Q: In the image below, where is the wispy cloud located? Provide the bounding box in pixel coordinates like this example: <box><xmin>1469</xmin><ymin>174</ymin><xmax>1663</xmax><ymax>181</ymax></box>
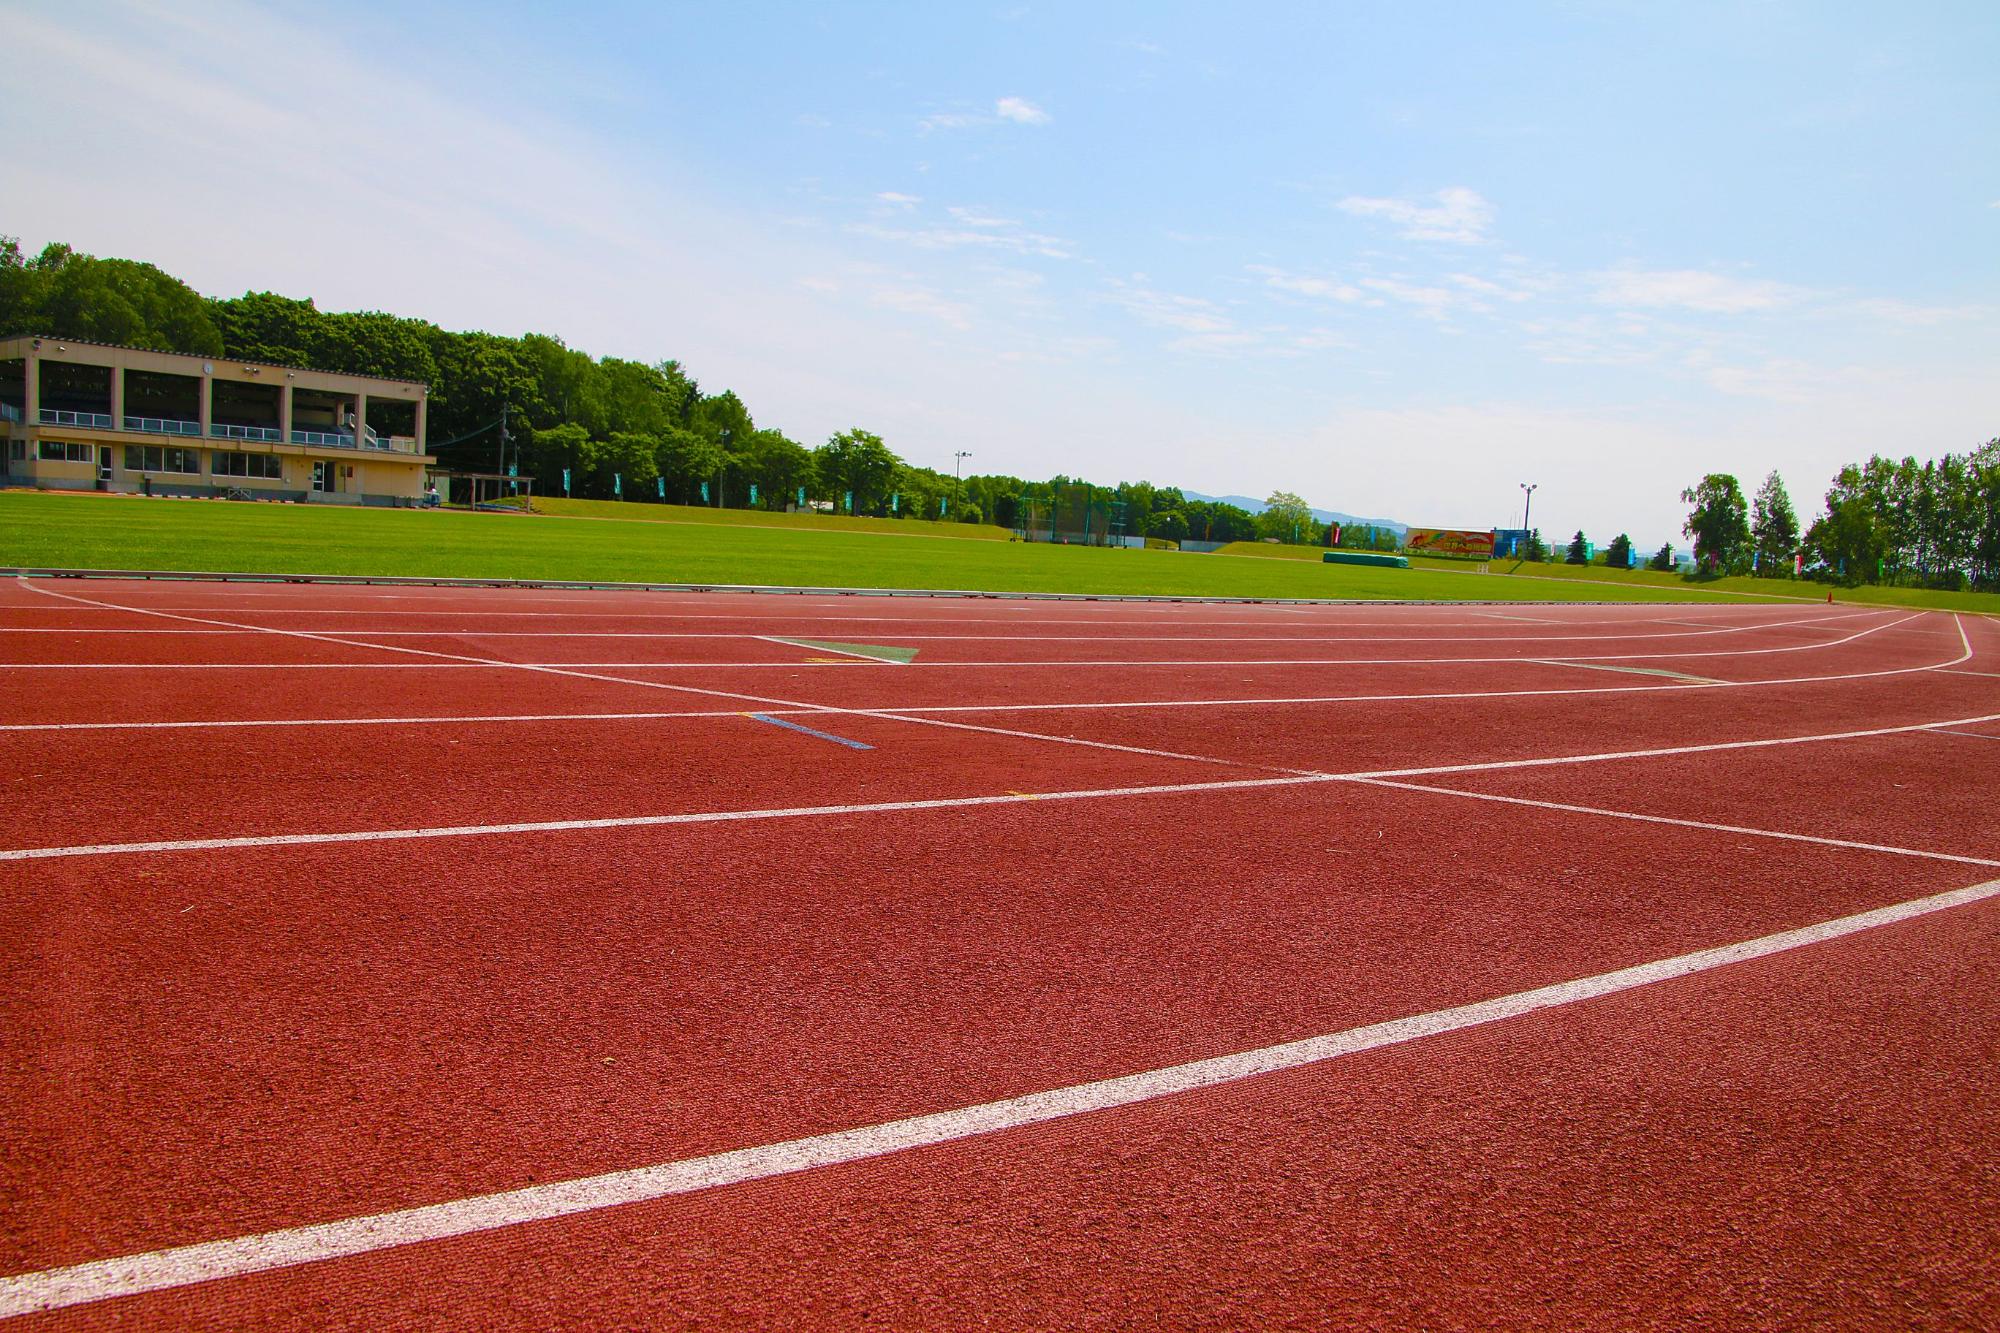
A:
<box><xmin>874</xmin><ymin>191</ymin><xmax>922</xmax><ymax>209</ymax></box>
<box><xmin>921</xmin><ymin>97</ymin><xmax>1051</xmax><ymax>132</ymax></box>
<box><xmin>946</xmin><ymin>206</ymin><xmax>1019</xmax><ymax>228</ymax></box>
<box><xmin>1247</xmin><ymin>264</ymin><xmax>1365</xmax><ymax>303</ymax></box>
<box><xmin>852</xmin><ymin>220</ymin><xmax>1073</xmax><ymax>260</ymax></box>
<box><xmin>1589</xmin><ymin>267</ymin><xmax>1802</xmax><ymax>314</ymax></box>
<box><xmin>1336</xmin><ymin>187</ymin><xmax>1493</xmax><ymax>244</ymax></box>
<box><xmin>995</xmin><ymin>96</ymin><xmax>1050</xmax><ymax>125</ymax></box>
<box><xmin>870</xmin><ymin>286</ymin><xmax>973</xmax><ymax>330</ymax></box>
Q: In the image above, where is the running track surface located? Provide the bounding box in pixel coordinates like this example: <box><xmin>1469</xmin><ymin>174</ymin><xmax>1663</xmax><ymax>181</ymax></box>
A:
<box><xmin>2</xmin><ymin>579</ymin><xmax>1997</xmax><ymax>1330</ymax></box>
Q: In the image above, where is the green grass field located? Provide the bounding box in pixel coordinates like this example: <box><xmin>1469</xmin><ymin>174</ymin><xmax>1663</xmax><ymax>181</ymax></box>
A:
<box><xmin>527</xmin><ymin>495</ymin><xmax>1014</xmax><ymax>541</ymax></box>
<box><xmin>5</xmin><ymin>491</ymin><xmax>1995</xmax><ymax>610</ymax></box>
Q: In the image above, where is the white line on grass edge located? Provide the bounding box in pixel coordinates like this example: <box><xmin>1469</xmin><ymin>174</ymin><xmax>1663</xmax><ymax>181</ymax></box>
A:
<box><xmin>3</xmin><ymin>874</ymin><xmax>1995</xmax><ymax>1317</ymax></box>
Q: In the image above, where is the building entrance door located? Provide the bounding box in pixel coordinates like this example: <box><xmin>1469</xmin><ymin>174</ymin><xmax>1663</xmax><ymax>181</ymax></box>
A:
<box><xmin>97</xmin><ymin>446</ymin><xmax>112</xmax><ymax>490</ymax></box>
<box><xmin>311</xmin><ymin>460</ymin><xmax>330</xmax><ymax>493</ymax></box>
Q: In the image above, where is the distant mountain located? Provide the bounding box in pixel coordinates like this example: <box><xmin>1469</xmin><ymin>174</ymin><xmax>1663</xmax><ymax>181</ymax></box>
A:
<box><xmin>1184</xmin><ymin>491</ymin><xmax>1408</xmax><ymax>534</ymax></box>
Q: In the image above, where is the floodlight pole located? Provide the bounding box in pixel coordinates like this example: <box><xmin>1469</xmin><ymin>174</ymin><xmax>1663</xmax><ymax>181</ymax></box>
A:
<box><xmin>1519</xmin><ymin>482</ymin><xmax>1538</xmax><ymax>537</ymax></box>
<box><xmin>953</xmin><ymin>450</ymin><xmax>971</xmax><ymax>514</ymax></box>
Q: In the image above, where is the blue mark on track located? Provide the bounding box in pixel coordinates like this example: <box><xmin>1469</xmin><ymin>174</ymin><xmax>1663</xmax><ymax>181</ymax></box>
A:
<box><xmin>746</xmin><ymin>713</ymin><xmax>875</xmax><ymax>751</ymax></box>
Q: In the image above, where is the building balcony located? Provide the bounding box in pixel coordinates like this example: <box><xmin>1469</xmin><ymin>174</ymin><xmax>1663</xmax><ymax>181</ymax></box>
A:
<box><xmin>125</xmin><ymin>415</ymin><xmax>204</xmax><ymax>436</ymax></box>
<box><xmin>291</xmin><ymin>427</ymin><xmax>423</xmax><ymax>454</ymax></box>
<box><xmin>210</xmin><ymin>422</ymin><xmax>284</xmax><ymax>443</ymax></box>
<box><xmin>39</xmin><ymin>408</ymin><xmax>114</xmax><ymax>428</ymax></box>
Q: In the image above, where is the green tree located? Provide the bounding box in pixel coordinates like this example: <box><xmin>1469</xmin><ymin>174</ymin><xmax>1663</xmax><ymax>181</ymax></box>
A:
<box><xmin>1149</xmin><ymin>510</ymin><xmax>1189</xmax><ymax>543</ymax></box>
<box><xmin>1681</xmin><ymin>473</ymin><xmax>1751</xmax><ymax>572</ymax></box>
<box><xmin>1605</xmin><ymin>533</ymin><xmax>1633</xmax><ymax>569</ymax></box>
<box><xmin>813</xmin><ymin>428</ymin><xmax>898</xmax><ymax>512</ymax></box>
<box><xmin>1649</xmin><ymin>543</ymin><xmax>1676</xmax><ymax>572</ymax></box>
<box><xmin>1750</xmin><ymin>470</ymin><xmax>1800</xmax><ymax>576</ymax></box>
<box><xmin>1565</xmin><ymin>530</ymin><xmax>1589</xmax><ymax>564</ymax></box>
<box><xmin>1523</xmin><ymin>529</ymin><xmax>1549</xmax><ymax>562</ymax></box>
<box><xmin>1256</xmin><ymin>490</ymin><xmax>1315</xmax><ymax>544</ymax></box>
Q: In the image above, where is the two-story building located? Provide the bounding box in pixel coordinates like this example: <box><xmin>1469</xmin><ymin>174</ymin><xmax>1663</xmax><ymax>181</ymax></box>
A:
<box><xmin>0</xmin><ymin>336</ymin><xmax>434</xmax><ymax>504</ymax></box>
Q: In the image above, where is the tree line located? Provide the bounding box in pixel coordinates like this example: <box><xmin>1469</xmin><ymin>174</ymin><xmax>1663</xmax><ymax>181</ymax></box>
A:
<box><xmin>0</xmin><ymin>235</ymin><xmax>1292</xmax><ymax>535</ymax></box>
<box><xmin>8</xmin><ymin>235</ymin><xmax>1989</xmax><ymax>576</ymax></box>
<box><xmin>1677</xmin><ymin>450</ymin><xmax>2000</xmax><ymax>589</ymax></box>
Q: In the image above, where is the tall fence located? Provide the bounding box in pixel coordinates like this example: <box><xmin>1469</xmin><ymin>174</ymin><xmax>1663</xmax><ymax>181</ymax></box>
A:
<box><xmin>1019</xmin><ymin>484</ymin><xmax>1116</xmax><ymax>546</ymax></box>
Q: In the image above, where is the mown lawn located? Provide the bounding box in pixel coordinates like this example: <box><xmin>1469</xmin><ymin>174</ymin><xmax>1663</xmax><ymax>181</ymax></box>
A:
<box><xmin>0</xmin><ymin>490</ymin><xmax>1968</xmax><ymax>606</ymax></box>
<box><xmin>528</xmin><ymin>495</ymin><xmax>1013</xmax><ymax>541</ymax></box>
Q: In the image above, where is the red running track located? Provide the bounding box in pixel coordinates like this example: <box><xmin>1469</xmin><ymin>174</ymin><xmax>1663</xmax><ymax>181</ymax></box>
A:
<box><xmin>1</xmin><ymin>578</ymin><xmax>1997</xmax><ymax>1329</ymax></box>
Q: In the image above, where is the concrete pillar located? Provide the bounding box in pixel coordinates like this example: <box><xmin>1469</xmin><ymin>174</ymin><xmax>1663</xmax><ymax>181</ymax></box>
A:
<box><xmin>414</xmin><ymin>394</ymin><xmax>427</xmax><ymax>454</ymax></box>
<box><xmin>110</xmin><ymin>365</ymin><xmax>126</xmax><ymax>428</ymax></box>
<box><xmin>23</xmin><ymin>349</ymin><xmax>39</xmax><ymax>422</ymax></box>
<box><xmin>354</xmin><ymin>392</ymin><xmax>369</xmax><ymax>446</ymax></box>
<box><xmin>199</xmin><ymin>366</ymin><xmax>212</xmax><ymax>438</ymax></box>
<box><xmin>280</xmin><ymin>381</ymin><xmax>294</xmax><ymax>443</ymax></box>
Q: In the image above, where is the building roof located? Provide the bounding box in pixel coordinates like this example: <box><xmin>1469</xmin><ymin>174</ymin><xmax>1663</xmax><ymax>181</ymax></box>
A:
<box><xmin>0</xmin><ymin>333</ymin><xmax>430</xmax><ymax>389</ymax></box>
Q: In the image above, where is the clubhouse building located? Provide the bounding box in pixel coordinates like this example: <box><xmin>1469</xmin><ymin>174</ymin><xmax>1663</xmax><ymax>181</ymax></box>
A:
<box><xmin>0</xmin><ymin>336</ymin><xmax>433</xmax><ymax>504</ymax></box>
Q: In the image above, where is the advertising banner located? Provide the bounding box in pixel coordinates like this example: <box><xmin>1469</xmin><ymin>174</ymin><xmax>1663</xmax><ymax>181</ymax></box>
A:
<box><xmin>1405</xmin><ymin>528</ymin><xmax>1496</xmax><ymax>558</ymax></box>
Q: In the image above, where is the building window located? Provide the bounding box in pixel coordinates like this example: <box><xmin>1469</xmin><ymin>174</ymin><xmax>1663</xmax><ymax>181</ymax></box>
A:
<box><xmin>124</xmin><ymin>445</ymin><xmax>163</xmax><ymax>472</ymax></box>
<box><xmin>163</xmin><ymin>447</ymin><xmax>201</xmax><ymax>474</ymax></box>
<box><xmin>7</xmin><ymin>441</ymin><xmax>24</xmax><ymax>461</ymax></box>
<box><xmin>213</xmin><ymin>451</ymin><xmax>283</xmax><ymax>479</ymax></box>
<box><xmin>41</xmin><ymin>440</ymin><xmax>92</xmax><ymax>462</ymax></box>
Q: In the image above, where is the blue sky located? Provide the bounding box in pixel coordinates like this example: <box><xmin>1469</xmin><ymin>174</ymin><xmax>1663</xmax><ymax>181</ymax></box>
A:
<box><xmin>6</xmin><ymin>1</ymin><xmax>1996</xmax><ymax>545</ymax></box>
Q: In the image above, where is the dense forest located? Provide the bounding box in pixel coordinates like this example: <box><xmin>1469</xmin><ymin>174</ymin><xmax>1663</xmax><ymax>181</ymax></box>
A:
<box><xmin>4</xmin><ymin>236</ymin><xmax>1993</xmax><ymax>584</ymax></box>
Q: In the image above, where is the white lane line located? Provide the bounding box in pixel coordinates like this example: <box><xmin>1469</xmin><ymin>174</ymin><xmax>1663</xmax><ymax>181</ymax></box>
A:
<box><xmin>5</xmin><ymin>874</ymin><xmax>1995</xmax><ymax>1317</ymax></box>
<box><xmin>10</xmin><ymin>708</ymin><xmax>1999</xmax><ymax>862</ymax></box>
<box><xmin>1344</xmin><ymin>779</ymin><xmax>2000</xmax><ymax>868</ymax></box>
<box><xmin>0</xmin><ymin>626</ymin><xmax>1973</xmax><ymax>735</ymax></box>
<box><xmin>12</xmin><ymin>584</ymin><xmax>1288</xmax><ymax>779</ymax></box>
<box><xmin>1927</xmin><ymin>727</ymin><xmax>2000</xmax><ymax>743</ymax></box>
<box><xmin>1528</xmin><ymin>659</ymin><xmax>1721</xmax><ymax>685</ymax></box>
<box><xmin>1941</xmin><ymin>668</ymin><xmax>2000</xmax><ymax>680</ymax></box>
<box><xmin>0</xmin><ymin>609</ymin><xmax>1927</xmax><ymax>671</ymax></box>
<box><xmin>752</xmin><ymin>635</ymin><xmax>904</xmax><ymax>664</ymax></box>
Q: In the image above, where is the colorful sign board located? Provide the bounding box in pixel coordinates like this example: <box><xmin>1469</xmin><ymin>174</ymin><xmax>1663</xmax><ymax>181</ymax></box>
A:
<box><xmin>1405</xmin><ymin>528</ymin><xmax>1496</xmax><ymax>558</ymax></box>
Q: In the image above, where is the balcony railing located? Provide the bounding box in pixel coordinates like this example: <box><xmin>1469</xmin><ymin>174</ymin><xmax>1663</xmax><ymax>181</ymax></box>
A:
<box><xmin>0</xmin><ymin>403</ymin><xmax>21</xmax><ymax>423</ymax></box>
<box><xmin>291</xmin><ymin>427</ymin><xmax>422</xmax><ymax>454</ymax></box>
<box><xmin>125</xmin><ymin>415</ymin><xmax>203</xmax><ymax>437</ymax></box>
<box><xmin>210</xmin><ymin>422</ymin><xmax>283</xmax><ymax>443</ymax></box>
<box><xmin>40</xmin><ymin>408</ymin><xmax>114</xmax><ymax>429</ymax></box>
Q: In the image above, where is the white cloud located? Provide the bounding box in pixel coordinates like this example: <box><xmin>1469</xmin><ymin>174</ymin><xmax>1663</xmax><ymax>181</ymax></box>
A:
<box><xmin>1104</xmin><ymin>279</ymin><xmax>1235</xmax><ymax>334</ymax></box>
<box><xmin>874</xmin><ymin>191</ymin><xmax>922</xmax><ymax>209</ymax></box>
<box><xmin>1336</xmin><ymin>187</ymin><xmax>1493</xmax><ymax>244</ymax></box>
<box><xmin>852</xmin><ymin>221</ymin><xmax>1073</xmax><ymax>260</ymax></box>
<box><xmin>870</xmin><ymin>286</ymin><xmax>974</xmax><ymax>330</ymax></box>
<box><xmin>1589</xmin><ymin>267</ymin><xmax>1802</xmax><ymax>314</ymax></box>
<box><xmin>1246</xmin><ymin>264</ymin><xmax>1365</xmax><ymax>303</ymax></box>
<box><xmin>995</xmin><ymin>96</ymin><xmax>1050</xmax><ymax>125</ymax></box>
<box><xmin>946</xmin><ymin>206</ymin><xmax>1019</xmax><ymax>228</ymax></box>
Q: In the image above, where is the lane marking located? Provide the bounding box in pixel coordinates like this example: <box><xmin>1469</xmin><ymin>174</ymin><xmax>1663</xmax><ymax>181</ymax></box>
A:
<box><xmin>0</xmin><ymin>631</ymin><xmax>1981</xmax><ymax>736</ymax></box>
<box><xmin>1927</xmin><ymin>727</ymin><xmax>2000</xmax><ymax>744</ymax></box>
<box><xmin>0</xmin><ymin>610</ymin><xmax>1925</xmax><ymax>671</ymax></box>
<box><xmin>1344</xmin><ymin>778</ymin><xmax>2000</xmax><ymax>868</ymax></box>
<box><xmin>756</xmin><ymin>636</ymin><xmax>917</xmax><ymax>664</ymax></box>
<box><xmin>1941</xmin><ymin>668</ymin><xmax>2000</xmax><ymax>680</ymax></box>
<box><xmin>745</xmin><ymin>713</ymin><xmax>874</xmax><ymax>750</ymax></box>
<box><xmin>9</xmin><ymin>708</ymin><xmax>1999</xmax><ymax>863</ymax></box>
<box><xmin>13</xmin><ymin>582</ymin><xmax>1282</xmax><ymax>782</ymax></box>
<box><xmin>1529</xmin><ymin>659</ymin><xmax>1721</xmax><ymax>685</ymax></box>
<box><xmin>5</xmin><ymin>874</ymin><xmax>1995</xmax><ymax>1316</ymax></box>
<box><xmin>0</xmin><ymin>610</ymin><xmax>1877</xmax><ymax>644</ymax></box>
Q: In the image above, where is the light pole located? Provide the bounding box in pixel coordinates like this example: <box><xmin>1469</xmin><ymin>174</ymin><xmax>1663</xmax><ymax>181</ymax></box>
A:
<box><xmin>1519</xmin><ymin>482</ymin><xmax>1538</xmax><ymax>555</ymax></box>
<box><xmin>953</xmin><ymin>450</ymin><xmax>971</xmax><ymax>516</ymax></box>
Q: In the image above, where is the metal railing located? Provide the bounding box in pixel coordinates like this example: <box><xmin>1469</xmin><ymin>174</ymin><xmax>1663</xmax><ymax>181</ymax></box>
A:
<box><xmin>39</xmin><ymin>408</ymin><xmax>114</xmax><ymax>428</ymax></box>
<box><xmin>291</xmin><ymin>428</ymin><xmax>421</xmax><ymax>454</ymax></box>
<box><xmin>0</xmin><ymin>403</ymin><xmax>20</xmax><ymax>423</ymax></box>
<box><xmin>124</xmin><ymin>415</ymin><xmax>203</xmax><ymax>437</ymax></box>
<box><xmin>210</xmin><ymin>422</ymin><xmax>283</xmax><ymax>442</ymax></box>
